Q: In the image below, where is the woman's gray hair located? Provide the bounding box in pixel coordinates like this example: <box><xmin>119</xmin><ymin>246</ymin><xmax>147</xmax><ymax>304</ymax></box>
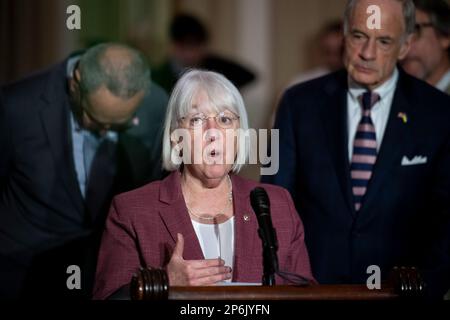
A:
<box><xmin>79</xmin><ymin>43</ymin><xmax>150</xmax><ymax>99</ymax></box>
<box><xmin>343</xmin><ymin>0</ymin><xmax>416</xmax><ymax>38</ymax></box>
<box><xmin>162</xmin><ymin>69</ymin><xmax>249</xmax><ymax>173</ymax></box>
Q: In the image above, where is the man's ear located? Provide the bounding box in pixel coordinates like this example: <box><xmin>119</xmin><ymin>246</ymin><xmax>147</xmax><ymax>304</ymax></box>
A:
<box><xmin>439</xmin><ymin>34</ymin><xmax>450</xmax><ymax>51</ymax></box>
<box><xmin>74</xmin><ymin>68</ymin><xmax>81</xmax><ymax>83</ymax></box>
<box><xmin>398</xmin><ymin>34</ymin><xmax>413</xmax><ymax>60</ymax></box>
<box><xmin>68</xmin><ymin>77</ymin><xmax>77</xmax><ymax>96</ymax></box>
<box><xmin>69</xmin><ymin>68</ymin><xmax>81</xmax><ymax>95</ymax></box>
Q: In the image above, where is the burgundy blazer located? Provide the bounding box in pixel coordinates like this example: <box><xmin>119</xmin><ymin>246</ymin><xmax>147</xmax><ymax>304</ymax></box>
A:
<box><xmin>93</xmin><ymin>171</ymin><xmax>315</xmax><ymax>299</ymax></box>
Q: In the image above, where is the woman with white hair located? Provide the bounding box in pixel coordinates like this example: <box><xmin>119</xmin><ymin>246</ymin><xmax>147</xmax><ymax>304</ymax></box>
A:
<box><xmin>93</xmin><ymin>70</ymin><xmax>315</xmax><ymax>300</ymax></box>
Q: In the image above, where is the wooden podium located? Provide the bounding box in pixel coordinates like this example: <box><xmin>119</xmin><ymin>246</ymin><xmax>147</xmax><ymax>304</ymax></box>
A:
<box><xmin>109</xmin><ymin>266</ymin><xmax>425</xmax><ymax>301</ymax></box>
<box><xmin>167</xmin><ymin>284</ymin><xmax>397</xmax><ymax>300</ymax></box>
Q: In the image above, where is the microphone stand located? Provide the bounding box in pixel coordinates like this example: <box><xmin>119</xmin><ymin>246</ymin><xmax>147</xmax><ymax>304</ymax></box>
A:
<box><xmin>259</xmin><ymin>229</ymin><xmax>279</xmax><ymax>286</ymax></box>
<box><xmin>251</xmin><ymin>187</ymin><xmax>280</xmax><ymax>287</ymax></box>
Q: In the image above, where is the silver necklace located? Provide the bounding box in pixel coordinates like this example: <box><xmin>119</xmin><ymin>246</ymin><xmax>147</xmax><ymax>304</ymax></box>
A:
<box><xmin>185</xmin><ymin>175</ymin><xmax>233</xmax><ymax>221</ymax></box>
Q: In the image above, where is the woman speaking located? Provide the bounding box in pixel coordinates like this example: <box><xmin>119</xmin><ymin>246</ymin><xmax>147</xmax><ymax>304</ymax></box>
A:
<box><xmin>93</xmin><ymin>70</ymin><xmax>315</xmax><ymax>299</ymax></box>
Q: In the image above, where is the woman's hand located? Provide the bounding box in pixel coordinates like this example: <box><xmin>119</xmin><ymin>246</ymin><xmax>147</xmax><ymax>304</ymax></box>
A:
<box><xmin>166</xmin><ymin>233</ymin><xmax>232</xmax><ymax>286</ymax></box>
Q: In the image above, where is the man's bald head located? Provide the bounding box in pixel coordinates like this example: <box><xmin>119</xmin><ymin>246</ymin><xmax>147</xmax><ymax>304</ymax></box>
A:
<box><xmin>79</xmin><ymin>43</ymin><xmax>150</xmax><ymax>99</ymax></box>
<box><xmin>72</xmin><ymin>43</ymin><xmax>150</xmax><ymax>134</ymax></box>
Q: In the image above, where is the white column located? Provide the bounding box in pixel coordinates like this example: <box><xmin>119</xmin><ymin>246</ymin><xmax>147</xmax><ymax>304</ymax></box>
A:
<box><xmin>235</xmin><ymin>0</ymin><xmax>273</xmax><ymax>131</ymax></box>
<box><xmin>233</xmin><ymin>0</ymin><xmax>273</xmax><ymax>179</ymax></box>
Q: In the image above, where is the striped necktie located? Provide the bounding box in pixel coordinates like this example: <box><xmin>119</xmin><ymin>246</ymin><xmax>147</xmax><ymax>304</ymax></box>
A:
<box><xmin>350</xmin><ymin>91</ymin><xmax>380</xmax><ymax>212</ymax></box>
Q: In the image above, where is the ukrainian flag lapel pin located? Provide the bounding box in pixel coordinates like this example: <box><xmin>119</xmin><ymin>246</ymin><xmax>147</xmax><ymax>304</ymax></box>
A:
<box><xmin>397</xmin><ymin>112</ymin><xmax>408</xmax><ymax>124</ymax></box>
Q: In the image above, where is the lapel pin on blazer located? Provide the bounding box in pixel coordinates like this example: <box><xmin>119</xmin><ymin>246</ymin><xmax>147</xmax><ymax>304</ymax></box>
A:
<box><xmin>243</xmin><ymin>214</ymin><xmax>250</xmax><ymax>222</ymax></box>
<box><xmin>397</xmin><ymin>112</ymin><xmax>408</xmax><ymax>124</ymax></box>
<box><xmin>132</xmin><ymin>116</ymin><xmax>140</xmax><ymax>126</ymax></box>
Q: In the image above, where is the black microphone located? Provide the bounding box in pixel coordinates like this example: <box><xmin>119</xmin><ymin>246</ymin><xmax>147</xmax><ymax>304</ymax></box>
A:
<box><xmin>250</xmin><ymin>187</ymin><xmax>279</xmax><ymax>285</ymax></box>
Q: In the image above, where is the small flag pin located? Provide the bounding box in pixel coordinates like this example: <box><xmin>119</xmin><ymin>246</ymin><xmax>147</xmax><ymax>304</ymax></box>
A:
<box><xmin>398</xmin><ymin>112</ymin><xmax>408</xmax><ymax>124</ymax></box>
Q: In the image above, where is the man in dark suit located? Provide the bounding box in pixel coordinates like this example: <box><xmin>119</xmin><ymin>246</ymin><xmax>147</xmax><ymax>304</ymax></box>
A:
<box><xmin>263</xmin><ymin>0</ymin><xmax>450</xmax><ymax>298</ymax></box>
<box><xmin>0</xmin><ymin>43</ymin><xmax>168</xmax><ymax>299</ymax></box>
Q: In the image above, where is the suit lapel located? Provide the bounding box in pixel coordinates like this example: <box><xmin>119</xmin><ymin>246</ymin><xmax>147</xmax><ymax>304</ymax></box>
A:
<box><xmin>158</xmin><ymin>171</ymin><xmax>204</xmax><ymax>260</ymax></box>
<box><xmin>320</xmin><ymin>71</ymin><xmax>356</xmax><ymax>217</ymax></box>
<box><xmin>39</xmin><ymin>62</ymin><xmax>84</xmax><ymax>214</ymax></box>
<box><xmin>116</xmin><ymin>133</ymin><xmax>152</xmax><ymax>192</ymax></box>
<box><xmin>231</xmin><ymin>175</ymin><xmax>260</xmax><ymax>281</ymax></box>
<box><xmin>357</xmin><ymin>73</ymin><xmax>412</xmax><ymax>221</ymax></box>
<box><xmin>115</xmin><ymin>135</ymin><xmax>137</xmax><ymax>192</ymax></box>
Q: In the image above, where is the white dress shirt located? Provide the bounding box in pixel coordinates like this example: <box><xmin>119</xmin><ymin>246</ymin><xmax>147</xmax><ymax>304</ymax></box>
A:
<box><xmin>347</xmin><ymin>68</ymin><xmax>399</xmax><ymax>160</ymax></box>
<box><xmin>436</xmin><ymin>69</ymin><xmax>450</xmax><ymax>93</ymax></box>
<box><xmin>191</xmin><ymin>217</ymin><xmax>235</xmax><ymax>282</ymax></box>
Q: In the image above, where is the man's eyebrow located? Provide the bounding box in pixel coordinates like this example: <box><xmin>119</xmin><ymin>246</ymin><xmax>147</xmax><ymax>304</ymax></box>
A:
<box><xmin>377</xmin><ymin>36</ymin><xmax>394</xmax><ymax>41</ymax></box>
<box><xmin>351</xmin><ymin>28</ymin><xmax>395</xmax><ymax>40</ymax></box>
<box><xmin>351</xmin><ymin>28</ymin><xmax>368</xmax><ymax>36</ymax></box>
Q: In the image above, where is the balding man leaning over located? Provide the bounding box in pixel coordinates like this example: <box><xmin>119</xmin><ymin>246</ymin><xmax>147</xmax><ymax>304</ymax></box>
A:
<box><xmin>0</xmin><ymin>43</ymin><xmax>168</xmax><ymax>299</ymax></box>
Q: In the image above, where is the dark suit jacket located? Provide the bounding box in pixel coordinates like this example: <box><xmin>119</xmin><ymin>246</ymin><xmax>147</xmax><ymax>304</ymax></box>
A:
<box><xmin>262</xmin><ymin>69</ymin><xmax>450</xmax><ymax>297</ymax></box>
<box><xmin>0</xmin><ymin>59</ymin><xmax>168</xmax><ymax>298</ymax></box>
<box><xmin>93</xmin><ymin>170</ymin><xmax>315</xmax><ymax>300</ymax></box>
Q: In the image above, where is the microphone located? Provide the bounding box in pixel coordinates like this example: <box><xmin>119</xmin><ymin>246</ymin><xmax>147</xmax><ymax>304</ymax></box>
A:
<box><xmin>250</xmin><ymin>187</ymin><xmax>279</xmax><ymax>285</ymax></box>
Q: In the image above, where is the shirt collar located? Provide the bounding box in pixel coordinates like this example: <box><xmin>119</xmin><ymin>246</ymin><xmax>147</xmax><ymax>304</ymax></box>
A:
<box><xmin>70</xmin><ymin>110</ymin><xmax>82</xmax><ymax>132</ymax></box>
<box><xmin>436</xmin><ymin>69</ymin><xmax>450</xmax><ymax>92</ymax></box>
<box><xmin>348</xmin><ymin>67</ymin><xmax>399</xmax><ymax>106</ymax></box>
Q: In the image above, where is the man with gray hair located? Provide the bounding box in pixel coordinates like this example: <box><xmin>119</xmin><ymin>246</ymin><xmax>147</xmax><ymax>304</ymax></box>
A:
<box><xmin>264</xmin><ymin>0</ymin><xmax>450</xmax><ymax>298</ymax></box>
<box><xmin>0</xmin><ymin>43</ymin><xmax>168</xmax><ymax>298</ymax></box>
<box><xmin>401</xmin><ymin>0</ymin><xmax>450</xmax><ymax>94</ymax></box>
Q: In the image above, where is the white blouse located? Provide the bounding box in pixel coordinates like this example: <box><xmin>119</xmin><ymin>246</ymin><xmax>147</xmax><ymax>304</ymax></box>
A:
<box><xmin>191</xmin><ymin>217</ymin><xmax>235</xmax><ymax>282</ymax></box>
